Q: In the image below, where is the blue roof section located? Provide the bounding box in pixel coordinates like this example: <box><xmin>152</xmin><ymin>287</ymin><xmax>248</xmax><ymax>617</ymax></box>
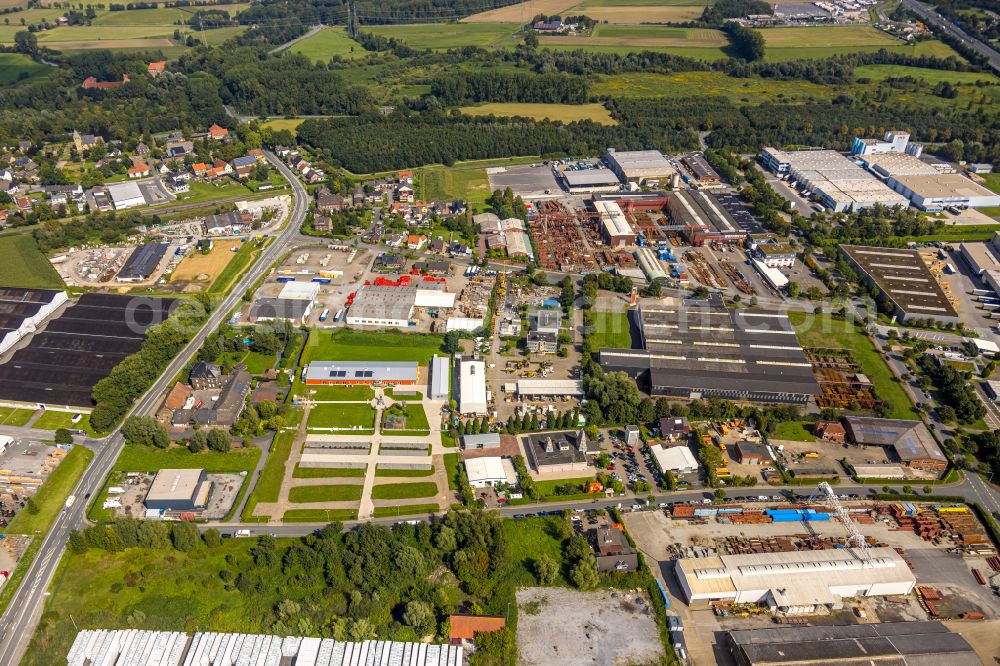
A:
<box><xmin>232</xmin><ymin>156</ymin><xmax>257</xmax><ymax>167</ymax></box>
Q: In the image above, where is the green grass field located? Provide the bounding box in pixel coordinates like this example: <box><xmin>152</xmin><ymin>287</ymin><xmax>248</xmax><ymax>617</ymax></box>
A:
<box><xmin>0</xmin><ymin>53</ymin><xmax>52</xmax><ymax>85</ymax></box>
<box><xmin>4</xmin><ymin>446</ymin><xmax>92</xmax><ymax>535</ymax></box>
<box><xmin>588</xmin><ymin>310</ymin><xmax>632</xmax><ymax>349</ymax></box>
<box><xmin>372</xmin><ymin>503</ymin><xmax>439</xmax><ymax>517</ymax></box>
<box><xmin>306</xmin><ymin>403</ymin><xmax>376</xmax><ymax>431</ymax></box>
<box><xmin>0</xmin><ymin>235</ymin><xmax>64</xmax><ymax>289</ymax></box>
<box><xmin>788</xmin><ymin>312</ymin><xmax>915</xmax><ymax>419</ymax></box>
<box><xmin>501</xmin><ymin>516</ymin><xmax>568</xmax><ymax>586</ymax></box>
<box><xmin>371</xmin><ymin>481</ymin><xmax>439</xmax><ymax>500</ymax></box>
<box><xmin>771</xmin><ymin>421</ymin><xmax>818</xmax><ymax>442</ymax></box>
<box><xmin>367</xmin><ymin>22</ymin><xmax>521</xmax><ymax>50</ymax></box>
<box><xmin>262</xmin><ymin>118</ymin><xmax>306</xmax><ymax>134</ymax></box>
<box><xmin>304</xmin><ymin>328</ymin><xmax>444</xmax><ymax>364</ymax></box>
<box><xmin>294</xmin><ymin>465</ymin><xmax>366</xmax><ymax>478</ymax></box>
<box><xmin>301</xmin><ymin>385</ymin><xmax>374</xmax><ymax>401</ymax></box>
<box><xmin>593</xmin><ymin>71</ymin><xmax>845</xmax><ymax>104</ymax></box>
<box><xmin>242</xmin><ymin>427</ymin><xmax>297</xmax><ymax>521</ymax></box>
<box><xmin>283</xmin><ymin>507</ymin><xmax>358</xmax><ymax>521</ymax></box>
<box><xmin>761</xmin><ymin>28</ymin><xmax>958</xmax><ymax>61</ymax></box>
<box><xmin>288</xmin><ymin>484</ymin><xmax>363</xmax><ymax>503</ymax></box>
<box><xmin>290</xmin><ymin>26</ymin><xmax>371</xmax><ymax>61</ymax></box>
<box><xmin>208</xmin><ymin>239</ymin><xmax>263</xmax><ymax>294</ymax></box>
<box><xmin>113</xmin><ymin>444</ymin><xmax>260</xmax><ymax>473</ymax></box>
<box><xmin>381</xmin><ymin>403</ymin><xmax>430</xmax><ymax>435</ymax></box>
<box><xmin>854</xmin><ymin>64</ymin><xmax>1000</xmax><ymax>85</ymax></box>
<box><xmin>416</xmin><ymin>165</ymin><xmax>491</xmax><ymax>205</ymax></box>
<box><xmin>0</xmin><ymin>406</ymin><xmax>35</xmax><ymax>427</ymax></box>
<box><xmin>31</xmin><ymin>410</ymin><xmax>97</xmax><ymax>437</ymax></box>
<box><xmin>539</xmin><ymin>23</ymin><xmax>728</xmax><ymax>58</ymax></box>
<box><xmin>459</xmin><ymin>102</ymin><xmax>617</xmax><ymax>125</ymax></box>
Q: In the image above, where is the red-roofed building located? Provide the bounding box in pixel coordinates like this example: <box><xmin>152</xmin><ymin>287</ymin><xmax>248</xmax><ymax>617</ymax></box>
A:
<box><xmin>147</xmin><ymin>61</ymin><xmax>166</xmax><ymax>77</ymax></box>
<box><xmin>82</xmin><ymin>74</ymin><xmax>129</xmax><ymax>90</ymax></box>
<box><xmin>448</xmin><ymin>615</ymin><xmax>505</xmax><ymax>645</ymax></box>
<box><xmin>192</xmin><ymin>163</ymin><xmax>209</xmax><ymax>177</ymax></box>
<box><xmin>208</xmin><ymin>124</ymin><xmax>230</xmax><ymax>140</ymax></box>
<box><xmin>128</xmin><ymin>162</ymin><xmax>150</xmax><ymax>178</ymax></box>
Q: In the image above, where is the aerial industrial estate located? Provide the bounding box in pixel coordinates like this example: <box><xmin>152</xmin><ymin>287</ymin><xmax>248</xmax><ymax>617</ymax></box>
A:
<box><xmin>4</xmin><ymin>0</ymin><xmax>1000</xmax><ymax>663</ymax></box>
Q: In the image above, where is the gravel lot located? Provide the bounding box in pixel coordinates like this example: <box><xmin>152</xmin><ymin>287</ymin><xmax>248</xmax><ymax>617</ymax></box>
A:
<box><xmin>516</xmin><ymin>587</ymin><xmax>663</xmax><ymax>666</ymax></box>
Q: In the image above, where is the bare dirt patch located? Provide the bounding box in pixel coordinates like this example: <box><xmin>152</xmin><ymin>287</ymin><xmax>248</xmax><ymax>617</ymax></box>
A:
<box><xmin>170</xmin><ymin>239</ymin><xmax>241</xmax><ymax>287</ymax></box>
<box><xmin>461</xmin><ymin>0</ymin><xmax>582</xmax><ymax>23</ymax></box>
<box><xmin>515</xmin><ymin>587</ymin><xmax>664</xmax><ymax>666</ymax></box>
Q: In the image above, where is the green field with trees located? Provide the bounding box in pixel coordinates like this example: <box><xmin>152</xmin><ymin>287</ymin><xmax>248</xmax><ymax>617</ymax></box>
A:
<box><xmin>0</xmin><ymin>235</ymin><xmax>64</xmax><ymax>289</ymax></box>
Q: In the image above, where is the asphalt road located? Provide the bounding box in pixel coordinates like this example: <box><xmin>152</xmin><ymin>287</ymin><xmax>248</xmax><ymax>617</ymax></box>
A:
<box><xmin>900</xmin><ymin>0</ymin><xmax>1000</xmax><ymax>73</ymax></box>
<box><xmin>0</xmin><ymin>150</ymin><xmax>307</xmax><ymax>665</ymax></box>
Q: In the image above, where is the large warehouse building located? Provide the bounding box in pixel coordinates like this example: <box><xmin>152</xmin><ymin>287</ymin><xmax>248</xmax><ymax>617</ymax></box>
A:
<box><xmin>670</xmin><ymin>190</ymin><xmax>745</xmax><ymax>245</ymax></box>
<box><xmin>0</xmin><ymin>287</ymin><xmax>67</xmax><ymax>355</ymax></box>
<box><xmin>725</xmin><ymin>621</ymin><xmax>980</xmax><ymax>666</ymax></box>
<box><xmin>605</xmin><ymin>148</ymin><xmax>677</xmax><ymax>184</ymax></box>
<box><xmin>345</xmin><ymin>281</ymin><xmax>455</xmax><ymax>328</ymax></box>
<box><xmin>887</xmin><ymin>173</ymin><xmax>1000</xmax><ymax>211</ymax></box>
<box><xmin>598</xmin><ymin>296</ymin><xmax>819</xmax><ymax>404</ymax></box>
<box><xmin>760</xmin><ymin>148</ymin><xmax>908</xmax><ymax>212</ymax></box>
<box><xmin>843</xmin><ymin>416</ymin><xmax>948</xmax><ymax>472</ymax></box>
<box><xmin>106</xmin><ymin>180</ymin><xmax>146</xmax><ymax>209</ymax></box>
<box><xmin>458</xmin><ymin>356</ymin><xmax>487</xmax><ymax>415</ymax></box>
<box><xmin>563</xmin><ymin>168</ymin><xmax>621</xmax><ymax>193</ymax></box>
<box><xmin>675</xmin><ymin>547</ymin><xmax>916</xmax><ymax>614</ymax></box>
<box><xmin>144</xmin><ymin>468</ymin><xmax>209</xmax><ymax>511</ymax></box>
<box><xmin>840</xmin><ymin>245</ymin><xmax>959</xmax><ymax>325</ymax></box>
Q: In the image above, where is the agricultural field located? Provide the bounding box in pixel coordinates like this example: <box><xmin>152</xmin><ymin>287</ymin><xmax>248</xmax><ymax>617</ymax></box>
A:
<box><xmin>539</xmin><ymin>24</ymin><xmax>728</xmax><ymax>58</ymax></box>
<box><xmin>169</xmin><ymin>239</ymin><xmax>241</xmax><ymax>291</ymax></box>
<box><xmin>854</xmin><ymin>64</ymin><xmax>1000</xmax><ymax>85</ymax></box>
<box><xmin>262</xmin><ymin>118</ymin><xmax>307</xmax><ymax>134</ymax></box>
<box><xmin>0</xmin><ymin>234</ymin><xmax>64</xmax><ymax>289</ymax></box>
<box><xmin>581</xmin><ymin>5</ymin><xmax>705</xmax><ymax>23</ymax></box>
<box><xmin>593</xmin><ymin>71</ymin><xmax>845</xmax><ymax>104</ymax></box>
<box><xmin>366</xmin><ymin>22</ymin><xmax>521</xmax><ymax>50</ymax></box>
<box><xmin>461</xmin><ymin>0</ymin><xmax>582</xmax><ymax>23</ymax></box>
<box><xmin>760</xmin><ymin>27</ymin><xmax>956</xmax><ymax>61</ymax></box>
<box><xmin>289</xmin><ymin>26</ymin><xmax>370</xmax><ymax>61</ymax></box>
<box><xmin>458</xmin><ymin>102</ymin><xmax>616</xmax><ymax>125</ymax></box>
<box><xmin>0</xmin><ymin>53</ymin><xmax>53</xmax><ymax>85</ymax></box>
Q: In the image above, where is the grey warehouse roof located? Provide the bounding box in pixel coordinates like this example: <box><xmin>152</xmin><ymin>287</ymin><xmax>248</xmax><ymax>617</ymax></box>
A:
<box><xmin>118</xmin><ymin>242</ymin><xmax>168</xmax><ymax>280</ymax></box>
<box><xmin>840</xmin><ymin>245</ymin><xmax>958</xmax><ymax>320</ymax></box>
<box><xmin>306</xmin><ymin>360</ymin><xmax>418</xmax><ymax>383</ymax></box>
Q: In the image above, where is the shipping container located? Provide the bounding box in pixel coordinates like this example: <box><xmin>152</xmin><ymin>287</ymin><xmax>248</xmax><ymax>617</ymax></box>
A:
<box><xmin>276</xmin><ymin>276</ymin><xmax>295</xmax><ymax>282</ymax></box>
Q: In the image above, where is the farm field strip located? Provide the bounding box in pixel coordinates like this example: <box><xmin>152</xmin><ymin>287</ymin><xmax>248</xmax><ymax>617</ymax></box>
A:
<box><xmin>458</xmin><ymin>102</ymin><xmax>616</xmax><ymax>125</ymax></box>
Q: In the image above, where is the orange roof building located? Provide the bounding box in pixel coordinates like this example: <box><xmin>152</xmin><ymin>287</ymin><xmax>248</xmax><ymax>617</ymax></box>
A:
<box><xmin>448</xmin><ymin>615</ymin><xmax>505</xmax><ymax>644</ymax></box>
<box><xmin>208</xmin><ymin>124</ymin><xmax>229</xmax><ymax>140</ymax></box>
<box><xmin>147</xmin><ymin>61</ymin><xmax>166</xmax><ymax>77</ymax></box>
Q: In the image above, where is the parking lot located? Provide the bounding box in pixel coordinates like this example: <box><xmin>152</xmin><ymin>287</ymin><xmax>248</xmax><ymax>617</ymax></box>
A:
<box><xmin>486</xmin><ymin>164</ymin><xmax>561</xmax><ymax>200</ymax></box>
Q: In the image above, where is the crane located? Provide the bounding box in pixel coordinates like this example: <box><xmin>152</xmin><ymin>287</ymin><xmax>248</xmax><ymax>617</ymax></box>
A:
<box><xmin>818</xmin><ymin>481</ymin><xmax>871</xmax><ymax>560</ymax></box>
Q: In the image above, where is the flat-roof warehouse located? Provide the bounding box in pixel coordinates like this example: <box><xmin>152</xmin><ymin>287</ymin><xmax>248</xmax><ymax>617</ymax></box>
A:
<box><xmin>599</xmin><ymin>297</ymin><xmax>819</xmax><ymax>404</ymax></box>
<box><xmin>304</xmin><ymin>361</ymin><xmax>418</xmax><ymax>386</ymax></box>
<box><xmin>563</xmin><ymin>168</ymin><xmax>621</xmax><ymax>193</ymax></box>
<box><xmin>669</xmin><ymin>190</ymin><xmax>744</xmax><ymax>244</ymax></box>
<box><xmin>726</xmin><ymin>621</ymin><xmax>980</xmax><ymax>666</ymax></box>
<box><xmin>116</xmin><ymin>242</ymin><xmax>168</xmax><ymax>282</ymax></box>
<box><xmin>840</xmin><ymin>245</ymin><xmax>958</xmax><ymax>324</ymax></box>
<box><xmin>605</xmin><ymin>148</ymin><xmax>677</xmax><ymax>184</ymax></box>
<box><xmin>144</xmin><ymin>468</ymin><xmax>209</xmax><ymax>511</ymax></box>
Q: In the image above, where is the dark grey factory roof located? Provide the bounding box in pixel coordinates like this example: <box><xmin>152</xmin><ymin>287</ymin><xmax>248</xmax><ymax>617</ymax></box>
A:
<box><xmin>669</xmin><ymin>190</ymin><xmax>741</xmax><ymax>235</ymax></box>
<box><xmin>599</xmin><ymin>299</ymin><xmax>820</xmax><ymax>400</ymax></box>
<box><xmin>523</xmin><ymin>430</ymin><xmax>596</xmax><ymax>468</ymax></box>
<box><xmin>118</xmin><ymin>242</ymin><xmax>169</xmax><ymax>280</ymax></box>
<box><xmin>682</xmin><ymin>154</ymin><xmax>720</xmax><ymax>181</ymax></box>
<box><xmin>840</xmin><ymin>245</ymin><xmax>958</xmax><ymax>320</ymax></box>
<box><xmin>729</xmin><ymin>621</ymin><xmax>978</xmax><ymax>665</ymax></box>
<box><xmin>249</xmin><ymin>297</ymin><xmax>310</xmax><ymax>321</ymax></box>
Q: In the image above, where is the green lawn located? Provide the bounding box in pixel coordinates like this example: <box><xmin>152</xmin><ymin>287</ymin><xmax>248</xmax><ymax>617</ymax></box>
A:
<box><xmin>762</xmin><ymin>31</ymin><xmax>959</xmax><ymax>61</ymax></box>
<box><xmin>294</xmin><ymin>465</ymin><xmax>366</xmax><ymax>478</ymax></box>
<box><xmin>443</xmin><ymin>452</ymin><xmax>460</xmax><ymax>492</ymax></box>
<box><xmin>304</xmin><ymin>328</ymin><xmax>444</xmax><ymax>364</ymax></box>
<box><xmin>533</xmin><ymin>477</ymin><xmax>594</xmax><ymax>497</ymax></box>
<box><xmin>242</xmin><ymin>427</ymin><xmax>297</xmax><ymax>521</ymax></box>
<box><xmin>289</xmin><ymin>26</ymin><xmax>371</xmax><ymax>61</ymax></box>
<box><xmin>588</xmin><ymin>310</ymin><xmax>632</xmax><ymax>349</ymax></box>
<box><xmin>0</xmin><ymin>235</ymin><xmax>64</xmax><ymax>289</ymax></box>
<box><xmin>416</xmin><ymin>166</ymin><xmax>492</xmax><ymax>206</ymax></box>
<box><xmin>31</xmin><ymin>410</ymin><xmax>94</xmax><ymax>435</ymax></box>
<box><xmin>367</xmin><ymin>22</ymin><xmax>521</xmax><ymax>50</ymax></box>
<box><xmin>0</xmin><ymin>406</ymin><xmax>36</xmax><ymax>427</ymax></box>
<box><xmin>375</xmin><ymin>467</ymin><xmax>435</xmax><ymax>477</ymax></box>
<box><xmin>501</xmin><ymin>516</ymin><xmax>568</xmax><ymax>586</ymax></box>
<box><xmin>283</xmin><ymin>508</ymin><xmax>358</xmax><ymax>521</ymax></box>
<box><xmin>788</xmin><ymin>312</ymin><xmax>915</xmax><ymax>419</ymax></box>
<box><xmin>4</xmin><ymin>446</ymin><xmax>93</xmax><ymax>535</ymax></box>
<box><xmin>301</xmin><ymin>385</ymin><xmax>374</xmax><ymax>401</ymax></box>
<box><xmin>980</xmin><ymin>173</ymin><xmax>1000</xmax><ymax>195</ymax></box>
<box><xmin>372</xmin><ymin>503</ymin><xmax>439</xmax><ymax>517</ymax></box>
<box><xmin>771</xmin><ymin>421</ymin><xmax>817</xmax><ymax>442</ymax></box>
<box><xmin>387</xmin><ymin>389</ymin><xmax>423</xmax><ymax>401</ymax></box>
<box><xmin>113</xmin><ymin>444</ymin><xmax>260</xmax><ymax>472</ymax></box>
<box><xmin>371</xmin><ymin>482</ymin><xmax>439</xmax><ymax>500</ymax></box>
<box><xmin>306</xmin><ymin>403</ymin><xmax>376</xmax><ymax>431</ymax></box>
<box><xmin>288</xmin><ymin>484</ymin><xmax>362</xmax><ymax>502</ymax></box>
<box><xmin>381</xmin><ymin>403</ymin><xmax>430</xmax><ymax>435</ymax></box>
<box><xmin>0</xmin><ymin>53</ymin><xmax>53</xmax><ymax>85</ymax></box>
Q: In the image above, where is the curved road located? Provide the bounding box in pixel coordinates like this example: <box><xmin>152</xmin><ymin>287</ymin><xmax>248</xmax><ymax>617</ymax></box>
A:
<box><xmin>0</xmin><ymin>150</ymin><xmax>308</xmax><ymax>665</ymax></box>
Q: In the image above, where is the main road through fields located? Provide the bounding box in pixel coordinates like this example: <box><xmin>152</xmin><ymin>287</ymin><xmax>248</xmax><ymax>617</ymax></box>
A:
<box><xmin>0</xmin><ymin>150</ymin><xmax>308</xmax><ymax>666</ymax></box>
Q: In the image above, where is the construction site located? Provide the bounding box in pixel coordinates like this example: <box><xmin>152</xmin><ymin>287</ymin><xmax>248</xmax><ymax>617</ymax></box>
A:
<box><xmin>626</xmin><ymin>491</ymin><xmax>1000</xmax><ymax>664</ymax></box>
